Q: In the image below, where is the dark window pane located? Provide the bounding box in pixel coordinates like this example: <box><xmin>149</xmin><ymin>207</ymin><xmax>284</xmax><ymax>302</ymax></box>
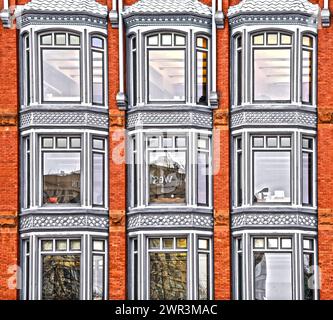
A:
<box><xmin>302</xmin><ymin>152</ymin><xmax>313</xmax><ymax>205</ymax></box>
<box><xmin>253</xmin><ymin>152</ymin><xmax>291</xmax><ymax>203</ymax></box>
<box><xmin>92</xmin><ymin>255</ymin><xmax>104</xmax><ymax>300</ymax></box>
<box><xmin>198</xmin><ymin>253</ymin><xmax>209</xmax><ymax>300</ymax></box>
<box><xmin>132</xmin><ymin>50</ymin><xmax>137</xmax><ymax>106</ymax></box>
<box><xmin>93</xmin><ymin>153</ymin><xmax>104</xmax><ymax>206</ymax></box>
<box><xmin>238</xmin><ymin>252</ymin><xmax>243</xmax><ymax>300</ymax></box>
<box><xmin>43</xmin><ymin>153</ymin><xmax>81</xmax><ymax>205</ymax></box>
<box><xmin>133</xmin><ymin>252</ymin><xmax>138</xmax><ymax>300</ymax></box>
<box><xmin>254</xmin><ymin>252</ymin><xmax>292</xmax><ymax>300</ymax></box>
<box><xmin>303</xmin><ymin>252</ymin><xmax>315</xmax><ymax>300</ymax></box>
<box><xmin>42</xmin><ymin>255</ymin><xmax>80</xmax><ymax>300</ymax></box>
<box><xmin>197</xmin><ymin>51</ymin><xmax>208</xmax><ymax>104</ymax></box>
<box><xmin>42</xmin><ymin>50</ymin><xmax>81</xmax><ymax>102</ymax></box>
<box><xmin>149</xmin><ymin>253</ymin><xmax>187</xmax><ymax>300</ymax></box>
<box><xmin>197</xmin><ymin>152</ymin><xmax>209</xmax><ymax>206</ymax></box>
<box><xmin>92</xmin><ymin>51</ymin><xmax>104</xmax><ymax>104</ymax></box>
<box><xmin>148</xmin><ymin>50</ymin><xmax>185</xmax><ymax>101</ymax></box>
<box><xmin>149</xmin><ymin>151</ymin><xmax>186</xmax><ymax>204</ymax></box>
<box><xmin>302</xmin><ymin>50</ymin><xmax>313</xmax><ymax>104</ymax></box>
<box><xmin>254</xmin><ymin>49</ymin><xmax>291</xmax><ymax>101</ymax></box>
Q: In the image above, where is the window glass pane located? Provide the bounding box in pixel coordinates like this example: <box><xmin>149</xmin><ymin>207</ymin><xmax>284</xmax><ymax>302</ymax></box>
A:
<box><xmin>175</xmin><ymin>35</ymin><xmax>185</xmax><ymax>46</ymax></box>
<box><xmin>70</xmin><ymin>240</ymin><xmax>81</xmax><ymax>251</ymax></box>
<box><xmin>281</xmin><ymin>34</ymin><xmax>292</xmax><ymax>45</ymax></box>
<box><xmin>176</xmin><ymin>137</ymin><xmax>187</xmax><ymax>148</ymax></box>
<box><xmin>55</xmin><ymin>34</ymin><xmax>66</xmax><ymax>45</ymax></box>
<box><xmin>303</xmin><ymin>239</ymin><xmax>314</xmax><ymax>250</ymax></box>
<box><xmin>149</xmin><ymin>238</ymin><xmax>160</xmax><ymax>249</ymax></box>
<box><xmin>132</xmin><ymin>49</ymin><xmax>137</xmax><ymax>106</ymax></box>
<box><xmin>132</xmin><ymin>37</ymin><xmax>137</xmax><ymax>50</ymax></box>
<box><xmin>176</xmin><ymin>238</ymin><xmax>187</xmax><ymax>249</ymax></box>
<box><xmin>254</xmin><ymin>49</ymin><xmax>291</xmax><ymax>101</ymax></box>
<box><xmin>253</xmin><ymin>137</ymin><xmax>264</xmax><ymax>148</ymax></box>
<box><xmin>93</xmin><ymin>240</ymin><xmax>105</xmax><ymax>252</ymax></box>
<box><xmin>148</xmin><ymin>35</ymin><xmax>158</xmax><ymax>46</ymax></box>
<box><xmin>304</xmin><ymin>252</ymin><xmax>315</xmax><ymax>300</ymax></box>
<box><xmin>197</xmin><ymin>37</ymin><xmax>208</xmax><ymax>49</ymax></box>
<box><xmin>254</xmin><ymin>253</ymin><xmax>292</xmax><ymax>300</ymax></box>
<box><xmin>92</xmin><ymin>37</ymin><xmax>103</xmax><ymax>49</ymax></box>
<box><xmin>302</xmin><ymin>138</ymin><xmax>313</xmax><ymax>150</ymax></box>
<box><xmin>93</xmin><ymin>255</ymin><xmax>104</xmax><ymax>300</ymax></box>
<box><xmin>148</xmin><ymin>137</ymin><xmax>159</xmax><ymax>148</ymax></box>
<box><xmin>254</xmin><ymin>238</ymin><xmax>265</xmax><ymax>249</ymax></box>
<box><xmin>148</xmin><ymin>50</ymin><xmax>185</xmax><ymax>101</ymax></box>
<box><xmin>198</xmin><ymin>138</ymin><xmax>208</xmax><ymax>150</ymax></box>
<box><xmin>281</xmin><ymin>238</ymin><xmax>292</xmax><ymax>249</ymax></box>
<box><xmin>56</xmin><ymin>138</ymin><xmax>67</xmax><ymax>149</ymax></box>
<box><xmin>267</xmin><ymin>33</ymin><xmax>278</xmax><ymax>45</ymax></box>
<box><xmin>302</xmin><ymin>152</ymin><xmax>313</xmax><ymax>205</ymax></box>
<box><xmin>41</xmin><ymin>240</ymin><xmax>53</xmax><ymax>251</ymax></box>
<box><xmin>43</xmin><ymin>153</ymin><xmax>80</xmax><ymax>205</ymax></box>
<box><xmin>197</xmin><ymin>51</ymin><xmax>208</xmax><ymax>104</ymax></box>
<box><xmin>199</xmin><ymin>239</ymin><xmax>209</xmax><ymax>250</ymax></box>
<box><xmin>237</xmin><ymin>150</ymin><xmax>242</xmax><ymax>207</ymax></box>
<box><xmin>161</xmin><ymin>34</ymin><xmax>172</xmax><ymax>46</ymax></box>
<box><xmin>93</xmin><ymin>153</ymin><xmax>104</xmax><ymax>206</ymax></box>
<box><xmin>236</xmin><ymin>36</ymin><xmax>242</xmax><ymax>49</ymax></box>
<box><xmin>303</xmin><ymin>36</ymin><xmax>313</xmax><ymax>47</ymax></box>
<box><xmin>280</xmin><ymin>137</ymin><xmax>291</xmax><ymax>148</ymax></box>
<box><xmin>42</xmin><ymin>138</ymin><xmax>53</xmax><ymax>149</ymax></box>
<box><xmin>149</xmin><ymin>151</ymin><xmax>186</xmax><ymax>204</ymax></box>
<box><xmin>150</xmin><ymin>253</ymin><xmax>187</xmax><ymax>300</ymax></box>
<box><xmin>253</xmin><ymin>34</ymin><xmax>264</xmax><ymax>45</ymax></box>
<box><xmin>163</xmin><ymin>238</ymin><xmax>174</xmax><ymax>249</ymax></box>
<box><xmin>267</xmin><ymin>238</ymin><xmax>278</xmax><ymax>249</ymax></box>
<box><xmin>92</xmin><ymin>51</ymin><xmax>104</xmax><ymax>104</ymax></box>
<box><xmin>254</xmin><ymin>151</ymin><xmax>291</xmax><ymax>203</ymax></box>
<box><xmin>42</xmin><ymin>49</ymin><xmax>81</xmax><ymax>102</ymax></box>
<box><xmin>302</xmin><ymin>50</ymin><xmax>313</xmax><ymax>104</ymax></box>
<box><xmin>70</xmin><ymin>138</ymin><xmax>81</xmax><ymax>148</ymax></box>
<box><xmin>69</xmin><ymin>35</ymin><xmax>80</xmax><ymax>46</ymax></box>
<box><xmin>267</xmin><ymin>137</ymin><xmax>278</xmax><ymax>148</ymax></box>
<box><xmin>56</xmin><ymin>240</ymin><xmax>67</xmax><ymax>251</ymax></box>
<box><xmin>162</xmin><ymin>138</ymin><xmax>173</xmax><ymax>148</ymax></box>
<box><xmin>198</xmin><ymin>253</ymin><xmax>209</xmax><ymax>300</ymax></box>
<box><xmin>93</xmin><ymin>139</ymin><xmax>104</xmax><ymax>150</ymax></box>
<box><xmin>42</xmin><ymin>255</ymin><xmax>80</xmax><ymax>300</ymax></box>
<box><xmin>236</xmin><ymin>47</ymin><xmax>242</xmax><ymax>106</ymax></box>
<box><xmin>197</xmin><ymin>152</ymin><xmax>209</xmax><ymax>206</ymax></box>
<box><xmin>41</xmin><ymin>34</ymin><xmax>52</xmax><ymax>45</ymax></box>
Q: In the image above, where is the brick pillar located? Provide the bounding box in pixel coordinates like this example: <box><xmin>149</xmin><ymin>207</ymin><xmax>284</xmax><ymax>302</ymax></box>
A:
<box><xmin>317</xmin><ymin>0</ymin><xmax>333</xmax><ymax>300</ymax></box>
<box><xmin>0</xmin><ymin>19</ymin><xmax>19</xmax><ymax>300</ymax></box>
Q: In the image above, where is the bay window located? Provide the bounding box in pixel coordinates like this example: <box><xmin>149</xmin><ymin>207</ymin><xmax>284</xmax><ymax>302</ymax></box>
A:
<box><xmin>233</xmin><ymin>133</ymin><xmax>316</xmax><ymax>208</ymax></box>
<box><xmin>40</xmin><ymin>32</ymin><xmax>81</xmax><ymax>103</ymax></box>
<box><xmin>129</xmin><ymin>132</ymin><xmax>212</xmax><ymax>208</ymax></box>
<box><xmin>252</xmin><ymin>32</ymin><xmax>292</xmax><ymax>103</ymax></box>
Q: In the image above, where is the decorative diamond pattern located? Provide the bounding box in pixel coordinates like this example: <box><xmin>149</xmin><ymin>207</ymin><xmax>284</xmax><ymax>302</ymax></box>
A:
<box><xmin>228</xmin><ymin>0</ymin><xmax>319</xmax><ymax>17</ymax></box>
<box><xmin>123</xmin><ymin>0</ymin><xmax>212</xmax><ymax>17</ymax></box>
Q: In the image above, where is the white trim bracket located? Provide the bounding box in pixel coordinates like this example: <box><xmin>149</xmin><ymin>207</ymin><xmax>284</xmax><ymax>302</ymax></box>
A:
<box><xmin>321</xmin><ymin>0</ymin><xmax>331</xmax><ymax>28</ymax></box>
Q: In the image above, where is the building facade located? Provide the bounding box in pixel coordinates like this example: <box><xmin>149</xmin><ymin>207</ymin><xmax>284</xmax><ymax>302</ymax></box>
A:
<box><xmin>0</xmin><ymin>0</ymin><xmax>333</xmax><ymax>300</ymax></box>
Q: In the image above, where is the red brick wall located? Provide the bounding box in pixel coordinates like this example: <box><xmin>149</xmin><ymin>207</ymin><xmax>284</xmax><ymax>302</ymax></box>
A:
<box><xmin>0</xmin><ymin>1</ymin><xmax>19</xmax><ymax>300</ymax></box>
<box><xmin>316</xmin><ymin>0</ymin><xmax>333</xmax><ymax>301</ymax></box>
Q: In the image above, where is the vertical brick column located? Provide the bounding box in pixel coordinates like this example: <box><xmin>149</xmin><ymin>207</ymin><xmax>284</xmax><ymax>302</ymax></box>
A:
<box><xmin>213</xmin><ymin>0</ymin><xmax>231</xmax><ymax>299</ymax></box>
<box><xmin>108</xmin><ymin>3</ymin><xmax>127</xmax><ymax>297</ymax></box>
<box><xmin>317</xmin><ymin>0</ymin><xmax>333</xmax><ymax>299</ymax></box>
<box><xmin>0</xmin><ymin>14</ymin><xmax>19</xmax><ymax>300</ymax></box>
